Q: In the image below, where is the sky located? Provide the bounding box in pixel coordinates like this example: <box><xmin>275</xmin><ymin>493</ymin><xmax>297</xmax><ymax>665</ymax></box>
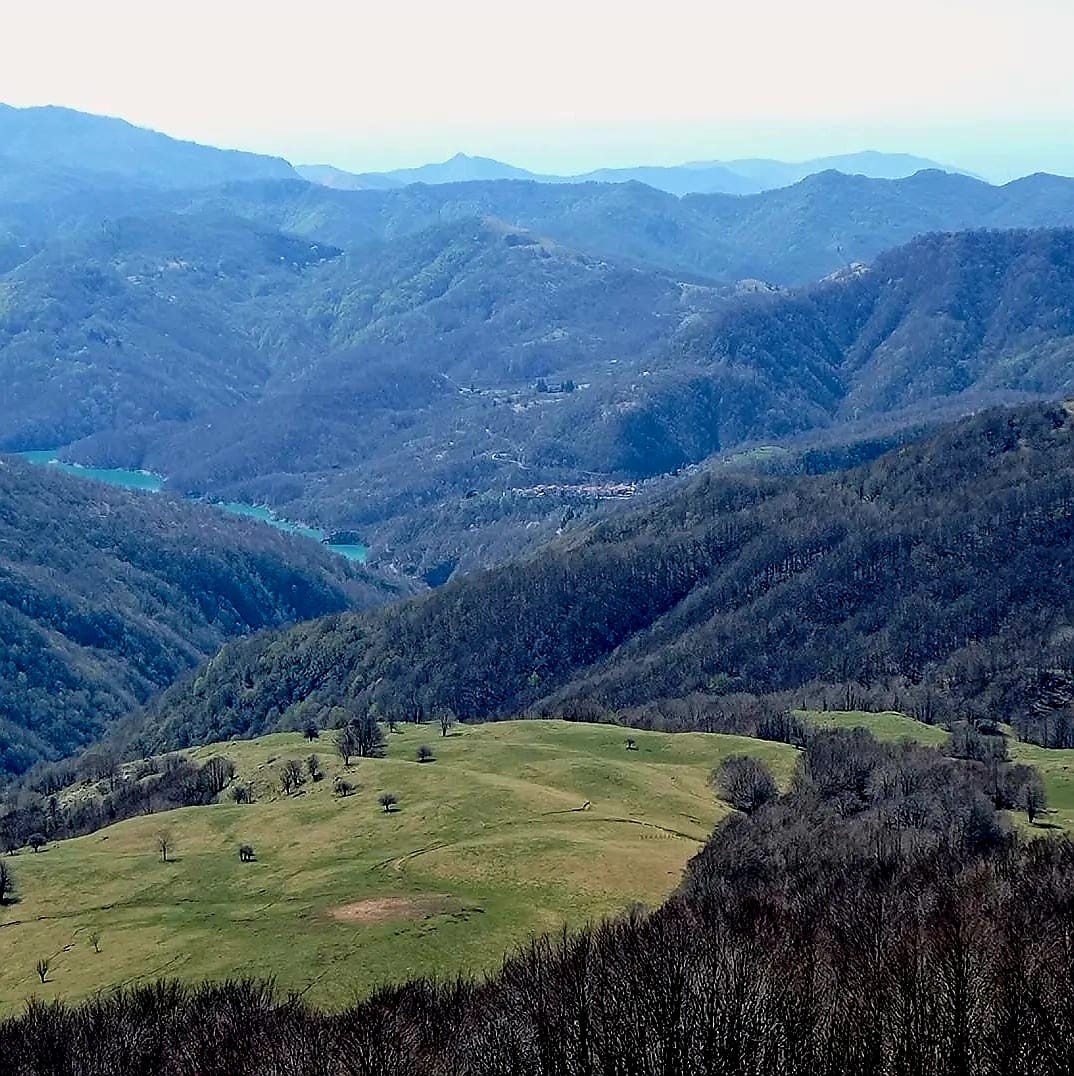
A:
<box><xmin>1</xmin><ymin>0</ymin><xmax>1072</xmax><ymax>180</ymax></box>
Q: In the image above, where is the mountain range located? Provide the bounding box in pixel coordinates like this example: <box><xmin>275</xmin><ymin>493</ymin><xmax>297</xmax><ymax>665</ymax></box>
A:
<box><xmin>6</xmin><ymin>208</ymin><xmax>1074</xmax><ymax>575</ymax></box>
<box><xmin>4</xmin><ymin>103</ymin><xmax>1074</xmax><ymax>636</ymax></box>
<box><xmin>295</xmin><ymin>149</ymin><xmax>970</xmax><ymax>197</ymax></box>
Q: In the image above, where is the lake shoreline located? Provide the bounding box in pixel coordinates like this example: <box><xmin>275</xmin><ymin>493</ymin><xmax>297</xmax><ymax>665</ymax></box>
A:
<box><xmin>14</xmin><ymin>450</ymin><xmax>368</xmax><ymax>563</ymax></box>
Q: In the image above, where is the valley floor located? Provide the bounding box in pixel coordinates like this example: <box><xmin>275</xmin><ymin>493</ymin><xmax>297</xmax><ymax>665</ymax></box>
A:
<box><xmin>0</xmin><ymin>720</ymin><xmax>795</xmax><ymax>1012</ymax></box>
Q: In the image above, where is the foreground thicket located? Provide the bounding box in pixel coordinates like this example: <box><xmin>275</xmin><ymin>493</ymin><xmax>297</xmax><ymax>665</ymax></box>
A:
<box><xmin>147</xmin><ymin>403</ymin><xmax>1074</xmax><ymax>752</ymax></box>
<box><xmin>5</xmin><ymin>730</ymin><xmax>1074</xmax><ymax>1075</ymax></box>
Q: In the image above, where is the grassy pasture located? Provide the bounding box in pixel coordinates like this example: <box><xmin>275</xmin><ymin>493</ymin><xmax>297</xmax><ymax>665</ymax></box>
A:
<box><xmin>0</xmin><ymin>720</ymin><xmax>796</xmax><ymax>1013</ymax></box>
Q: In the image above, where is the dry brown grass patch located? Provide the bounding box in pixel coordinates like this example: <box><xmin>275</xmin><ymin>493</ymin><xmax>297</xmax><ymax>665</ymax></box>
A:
<box><xmin>327</xmin><ymin>895</ymin><xmax>453</xmax><ymax>924</ymax></box>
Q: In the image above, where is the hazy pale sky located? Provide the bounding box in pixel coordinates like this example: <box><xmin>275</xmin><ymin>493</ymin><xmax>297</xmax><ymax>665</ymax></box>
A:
<box><xmin>2</xmin><ymin>0</ymin><xmax>1071</xmax><ymax>179</ymax></box>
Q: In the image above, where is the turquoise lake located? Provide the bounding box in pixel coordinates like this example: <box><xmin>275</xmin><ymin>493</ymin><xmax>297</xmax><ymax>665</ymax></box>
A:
<box><xmin>15</xmin><ymin>451</ymin><xmax>368</xmax><ymax>563</ymax></box>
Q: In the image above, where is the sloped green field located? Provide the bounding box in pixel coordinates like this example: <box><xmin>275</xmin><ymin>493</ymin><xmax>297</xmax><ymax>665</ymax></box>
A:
<box><xmin>0</xmin><ymin>720</ymin><xmax>796</xmax><ymax>1013</ymax></box>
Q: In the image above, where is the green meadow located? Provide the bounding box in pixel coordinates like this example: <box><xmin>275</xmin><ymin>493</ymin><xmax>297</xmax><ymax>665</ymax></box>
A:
<box><xmin>0</xmin><ymin>720</ymin><xmax>796</xmax><ymax>1013</ymax></box>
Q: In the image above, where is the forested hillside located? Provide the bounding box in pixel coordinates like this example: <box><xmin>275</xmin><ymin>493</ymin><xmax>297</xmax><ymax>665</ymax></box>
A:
<box><xmin>671</xmin><ymin>227</ymin><xmax>1074</xmax><ymax>445</ymax></box>
<box><xmin>0</xmin><ymin>458</ymin><xmax>398</xmax><ymax>777</ymax></box>
<box><xmin>0</xmin><ymin>212</ymin><xmax>342</xmax><ymax>446</ymax></box>
<box><xmin>176</xmin><ymin>168</ymin><xmax>1074</xmax><ymax>285</ymax></box>
<box><xmin>144</xmin><ymin>403</ymin><xmax>1074</xmax><ymax>751</ymax></box>
<box><xmin>7</xmin><ymin>219</ymin><xmax>1074</xmax><ymax>575</ymax></box>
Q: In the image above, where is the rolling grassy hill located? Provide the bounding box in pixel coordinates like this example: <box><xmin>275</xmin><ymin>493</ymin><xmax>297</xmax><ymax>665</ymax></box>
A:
<box><xmin>0</xmin><ymin>720</ymin><xmax>796</xmax><ymax>1013</ymax></box>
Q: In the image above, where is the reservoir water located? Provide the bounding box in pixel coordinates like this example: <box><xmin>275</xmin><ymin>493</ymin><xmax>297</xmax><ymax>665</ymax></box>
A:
<box><xmin>16</xmin><ymin>451</ymin><xmax>368</xmax><ymax>563</ymax></box>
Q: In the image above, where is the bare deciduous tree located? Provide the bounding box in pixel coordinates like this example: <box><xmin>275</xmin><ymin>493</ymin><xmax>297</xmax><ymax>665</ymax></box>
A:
<box><xmin>438</xmin><ymin>709</ymin><xmax>457</xmax><ymax>738</ymax></box>
<box><xmin>202</xmin><ymin>756</ymin><xmax>236</xmax><ymax>797</ymax></box>
<box><xmin>354</xmin><ymin>712</ymin><xmax>386</xmax><ymax>758</ymax></box>
<box><xmin>713</xmin><ymin>755</ymin><xmax>778</xmax><ymax>815</ymax></box>
<box><xmin>156</xmin><ymin>828</ymin><xmax>174</xmax><ymax>863</ymax></box>
<box><xmin>337</xmin><ymin>725</ymin><xmax>361</xmax><ymax>767</ymax></box>
<box><xmin>35</xmin><ymin>957</ymin><xmax>50</xmax><ymax>983</ymax></box>
<box><xmin>279</xmin><ymin>760</ymin><xmax>304</xmax><ymax>795</ymax></box>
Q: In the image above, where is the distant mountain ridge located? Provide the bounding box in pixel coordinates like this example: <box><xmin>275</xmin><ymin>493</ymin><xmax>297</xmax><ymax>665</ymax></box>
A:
<box><xmin>297</xmin><ymin>149</ymin><xmax>971</xmax><ymax>197</ymax></box>
<box><xmin>187</xmin><ymin>167</ymin><xmax>1074</xmax><ymax>287</ymax></box>
<box><xmin>0</xmin><ymin>103</ymin><xmax>299</xmax><ymax>189</ymax></box>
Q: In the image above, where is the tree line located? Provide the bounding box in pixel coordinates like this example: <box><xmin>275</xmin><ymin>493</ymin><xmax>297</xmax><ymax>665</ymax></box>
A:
<box><xmin>0</xmin><ymin>752</ymin><xmax>235</xmax><ymax>853</ymax></box>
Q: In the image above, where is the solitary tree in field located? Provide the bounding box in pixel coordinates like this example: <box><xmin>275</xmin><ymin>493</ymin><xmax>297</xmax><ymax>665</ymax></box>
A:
<box><xmin>238</xmin><ymin>844</ymin><xmax>256</xmax><ymax>863</ymax></box>
<box><xmin>438</xmin><ymin>708</ymin><xmax>457</xmax><ymax>738</ymax></box>
<box><xmin>35</xmin><ymin>958</ymin><xmax>50</xmax><ymax>983</ymax></box>
<box><xmin>625</xmin><ymin>737</ymin><xmax>638</xmax><ymax>751</ymax></box>
<box><xmin>334</xmin><ymin>777</ymin><xmax>354</xmax><ymax>797</ymax></box>
<box><xmin>1021</xmin><ymin>774</ymin><xmax>1048</xmax><ymax>823</ymax></box>
<box><xmin>27</xmin><ymin>833</ymin><xmax>46</xmax><ymax>853</ymax></box>
<box><xmin>417</xmin><ymin>745</ymin><xmax>435</xmax><ymax>763</ymax></box>
<box><xmin>88</xmin><ymin>930</ymin><xmax>101</xmax><ymax>954</ymax></box>
<box><xmin>713</xmin><ymin>755</ymin><xmax>778</xmax><ymax>815</ymax></box>
<box><xmin>378</xmin><ymin>792</ymin><xmax>399</xmax><ymax>813</ymax></box>
<box><xmin>304</xmin><ymin>722</ymin><xmax>320</xmax><ymax>742</ymax></box>
<box><xmin>354</xmin><ymin>712</ymin><xmax>386</xmax><ymax>758</ymax></box>
<box><xmin>156</xmin><ymin>828</ymin><xmax>174</xmax><ymax>863</ymax></box>
<box><xmin>306</xmin><ymin>754</ymin><xmax>323</xmax><ymax>782</ymax></box>
<box><xmin>0</xmin><ymin>859</ymin><xmax>14</xmax><ymax>905</ymax></box>
<box><xmin>337</xmin><ymin>724</ymin><xmax>361</xmax><ymax>767</ymax></box>
<box><xmin>279</xmin><ymin>760</ymin><xmax>304</xmax><ymax>795</ymax></box>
